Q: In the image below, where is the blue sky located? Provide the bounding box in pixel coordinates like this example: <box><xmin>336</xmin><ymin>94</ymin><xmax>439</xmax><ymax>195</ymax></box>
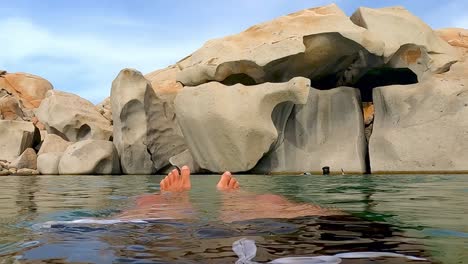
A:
<box><xmin>1</xmin><ymin>0</ymin><xmax>467</xmax><ymax>103</ymax></box>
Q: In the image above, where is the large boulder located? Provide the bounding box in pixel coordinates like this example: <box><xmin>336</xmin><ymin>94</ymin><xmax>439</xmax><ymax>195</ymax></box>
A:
<box><xmin>0</xmin><ymin>72</ymin><xmax>53</xmax><ymax>109</ymax></box>
<box><xmin>350</xmin><ymin>6</ymin><xmax>458</xmax><ymax>74</ymax></box>
<box><xmin>254</xmin><ymin>87</ymin><xmax>367</xmax><ymax>174</ymax></box>
<box><xmin>0</xmin><ymin>120</ymin><xmax>37</xmax><ymax>161</ymax></box>
<box><xmin>35</xmin><ymin>90</ymin><xmax>113</xmax><ymax>142</ymax></box>
<box><xmin>369</xmin><ymin>75</ymin><xmax>468</xmax><ymax>173</ymax></box>
<box><xmin>0</xmin><ymin>96</ymin><xmax>24</xmax><ymax>120</ymax></box>
<box><xmin>37</xmin><ymin>152</ymin><xmax>63</xmax><ymax>175</ymax></box>
<box><xmin>436</xmin><ymin>28</ymin><xmax>468</xmax><ymax>49</ymax></box>
<box><xmin>9</xmin><ymin>148</ymin><xmax>37</xmax><ymax>170</ymax></box>
<box><xmin>58</xmin><ymin>140</ymin><xmax>121</xmax><ymax>175</ymax></box>
<box><xmin>176</xmin><ymin>4</ymin><xmax>385</xmax><ymax>87</ymax></box>
<box><xmin>96</xmin><ymin>97</ymin><xmax>112</xmax><ymax>123</ymax></box>
<box><xmin>111</xmin><ymin>69</ymin><xmax>155</xmax><ymax>174</ymax></box>
<box><xmin>174</xmin><ymin>77</ymin><xmax>309</xmax><ymax>173</ymax></box>
<box><xmin>37</xmin><ymin>133</ymin><xmax>72</xmax><ymax>155</ymax></box>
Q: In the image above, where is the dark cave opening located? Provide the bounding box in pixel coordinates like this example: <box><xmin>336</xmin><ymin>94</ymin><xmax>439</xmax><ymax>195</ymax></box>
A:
<box><xmin>221</xmin><ymin>73</ymin><xmax>257</xmax><ymax>86</ymax></box>
<box><xmin>353</xmin><ymin>67</ymin><xmax>418</xmax><ymax>102</ymax></box>
<box><xmin>309</xmin><ymin>67</ymin><xmax>419</xmax><ymax>102</ymax></box>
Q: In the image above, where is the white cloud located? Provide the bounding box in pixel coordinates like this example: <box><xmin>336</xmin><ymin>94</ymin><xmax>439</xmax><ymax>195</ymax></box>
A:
<box><xmin>0</xmin><ymin>17</ymin><xmax>200</xmax><ymax>103</ymax></box>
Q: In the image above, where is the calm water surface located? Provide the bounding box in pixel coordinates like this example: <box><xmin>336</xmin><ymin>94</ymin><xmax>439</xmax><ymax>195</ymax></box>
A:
<box><xmin>0</xmin><ymin>174</ymin><xmax>467</xmax><ymax>263</ymax></box>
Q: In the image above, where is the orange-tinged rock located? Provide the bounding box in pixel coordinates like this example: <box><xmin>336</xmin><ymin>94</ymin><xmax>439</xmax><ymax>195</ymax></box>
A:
<box><xmin>363</xmin><ymin>102</ymin><xmax>374</xmax><ymax>126</ymax></box>
<box><xmin>436</xmin><ymin>28</ymin><xmax>468</xmax><ymax>49</ymax></box>
<box><xmin>145</xmin><ymin>65</ymin><xmax>183</xmax><ymax>100</ymax></box>
<box><xmin>0</xmin><ymin>72</ymin><xmax>53</xmax><ymax>109</ymax></box>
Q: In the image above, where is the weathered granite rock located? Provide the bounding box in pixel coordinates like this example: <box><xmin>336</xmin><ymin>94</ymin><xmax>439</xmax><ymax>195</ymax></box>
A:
<box><xmin>175</xmin><ymin>77</ymin><xmax>309</xmax><ymax>173</ymax></box>
<box><xmin>37</xmin><ymin>152</ymin><xmax>63</xmax><ymax>175</ymax></box>
<box><xmin>254</xmin><ymin>86</ymin><xmax>367</xmax><ymax>174</ymax></box>
<box><xmin>351</xmin><ymin>6</ymin><xmax>458</xmax><ymax>74</ymax></box>
<box><xmin>0</xmin><ymin>96</ymin><xmax>24</xmax><ymax>120</ymax></box>
<box><xmin>58</xmin><ymin>140</ymin><xmax>121</xmax><ymax>175</ymax></box>
<box><xmin>436</xmin><ymin>28</ymin><xmax>468</xmax><ymax>49</ymax></box>
<box><xmin>176</xmin><ymin>4</ymin><xmax>384</xmax><ymax>87</ymax></box>
<box><xmin>9</xmin><ymin>148</ymin><xmax>37</xmax><ymax>170</ymax></box>
<box><xmin>142</xmin><ymin>76</ymin><xmax>194</xmax><ymax>173</ymax></box>
<box><xmin>0</xmin><ymin>72</ymin><xmax>53</xmax><ymax>109</ymax></box>
<box><xmin>111</xmin><ymin>69</ymin><xmax>155</xmax><ymax>174</ymax></box>
<box><xmin>370</xmin><ymin>75</ymin><xmax>468</xmax><ymax>173</ymax></box>
<box><xmin>145</xmin><ymin>65</ymin><xmax>183</xmax><ymax>101</ymax></box>
<box><xmin>96</xmin><ymin>97</ymin><xmax>112</xmax><ymax>123</ymax></box>
<box><xmin>37</xmin><ymin>133</ymin><xmax>72</xmax><ymax>155</ymax></box>
<box><xmin>35</xmin><ymin>90</ymin><xmax>113</xmax><ymax>142</ymax></box>
<box><xmin>15</xmin><ymin>168</ymin><xmax>39</xmax><ymax>176</ymax></box>
<box><xmin>0</xmin><ymin>120</ymin><xmax>36</xmax><ymax>161</ymax></box>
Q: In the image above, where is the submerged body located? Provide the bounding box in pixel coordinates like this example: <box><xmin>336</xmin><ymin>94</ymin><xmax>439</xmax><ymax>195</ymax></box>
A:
<box><xmin>119</xmin><ymin>166</ymin><xmax>344</xmax><ymax>222</ymax></box>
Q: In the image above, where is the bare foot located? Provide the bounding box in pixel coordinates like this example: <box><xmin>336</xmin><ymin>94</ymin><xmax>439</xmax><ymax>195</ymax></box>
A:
<box><xmin>216</xmin><ymin>171</ymin><xmax>240</xmax><ymax>190</ymax></box>
<box><xmin>118</xmin><ymin>166</ymin><xmax>194</xmax><ymax>220</ymax></box>
<box><xmin>160</xmin><ymin>165</ymin><xmax>191</xmax><ymax>192</ymax></box>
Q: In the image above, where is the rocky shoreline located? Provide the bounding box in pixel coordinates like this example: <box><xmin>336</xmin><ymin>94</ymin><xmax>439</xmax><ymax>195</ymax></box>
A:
<box><xmin>1</xmin><ymin>4</ymin><xmax>467</xmax><ymax>175</ymax></box>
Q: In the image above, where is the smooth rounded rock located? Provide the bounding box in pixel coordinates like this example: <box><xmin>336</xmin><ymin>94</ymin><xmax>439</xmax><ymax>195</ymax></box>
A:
<box><xmin>58</xmin><ymin>140</ymin><xmax>121</xmax><ymax>175</ymax></box>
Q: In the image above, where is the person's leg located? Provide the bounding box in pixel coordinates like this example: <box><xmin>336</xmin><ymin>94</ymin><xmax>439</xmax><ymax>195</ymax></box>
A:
<box><xmin>217</xmin><ymin>172</ymin><xmax>345</xmax><ymax>222</ymax></box>
<box><xmin>118</xmin><ymin>166</ymin><xmax>194</xmax><ymax>220</ymax></box>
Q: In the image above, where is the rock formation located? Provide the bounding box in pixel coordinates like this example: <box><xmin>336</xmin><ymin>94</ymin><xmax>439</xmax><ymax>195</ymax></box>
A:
<box><xmin>37</xmin><ymin>134</ymin><xmax>72</xmax><ymax>155</ymax></box>
<box><xmin>111</xmin><ymin>69</ymin><xmax>155</xmax><ymax>174</ymax></box>
<box><xmin>254</xmin><ymin>86</ymin><xmax>367</xmax><ymax>174</ymax></box>
<box><xmin>96</xmin><ymin>97</ymin><xmax>112</xmax><ymax>123</ymax></box>
<box><xmin>58</xmin><ymin>140</ymin><xmax>121</xmax><ymax>175</ymax></box>
<box><xmin>37</xmin><ymin>152</ymin><xmax>63</xmax><ymax>175</ymax></box>
<box><xmin>9</xmin><ymin>148</ymin><xmax>37</xmax><ymax>170</ymax></box>
<box><xmin>36</xmin><ymin>90</ymin><xmax>113</xmax><ymax>142</ymax></box>
<box><xmin>0</xmin><ymin>72</ymin><xmax>53</xmax><ymax>109</ymax></box>
<box><xmin>1</xmin><ymin>4</ymin><xmax>467</xmax><ymax>175</ymax></box>
<box><xmin>175</xmin><ymin>77</ymin><xmax>309</xmax><ymax>172</ymax></box>
<box><xmin>0</xmin><ymin>120</ymin><xmax>37</xmax><ymax>161</ymax></box>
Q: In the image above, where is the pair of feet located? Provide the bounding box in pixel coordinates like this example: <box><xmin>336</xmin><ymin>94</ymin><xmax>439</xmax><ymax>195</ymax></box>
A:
<box><xmin>160</xmin><ymin>165</ymin><xmax>240</xmax><ymax>192</ymax></box>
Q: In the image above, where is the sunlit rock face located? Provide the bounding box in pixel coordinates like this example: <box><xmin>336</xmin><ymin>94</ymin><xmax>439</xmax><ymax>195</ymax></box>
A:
<box><xmin>0</xmin><ymin>120</ymin><xmax>37</xmax><ymax>162</ymax></box>
<box><xmin>0</xmin><ymin>72</ymin><xmax>53</xmax><ymax>109</ymax></box>
<box><xmin>254</xmin><ymin>87</ymin><xmax>367</xmax><ymax>174</ymax></box>
<box><xmin>3</xmin><ymin>4</ymin><xmax>459</xmax><ymax>175</ymax></box>
<box><xmin>58</xmin><ymin>140</ymin><xmax>121</xmax><ymax>175</ymax></box>
<box><xmin>152</xmin><ymin>4</ymin><xmax>462</xmax><ymax>174</ymax></box>
<box><xmin>174</xmin><ymin>77</ymin><xmax>309</xmax><ymax>173</ymax></box>
<box><xmin>111</xmin><ymin>68</ymin><xmax>195</xmax><ymax>174</ymax></box>
<box><xmin>369</xmin><ymin>32</ymin><xmax>468</xmax><ymax>173</ymax></box>
<box><xmin>35</xmin><ymin>90</ymin><xmax>113</xmax><ymax>142</ymax></box>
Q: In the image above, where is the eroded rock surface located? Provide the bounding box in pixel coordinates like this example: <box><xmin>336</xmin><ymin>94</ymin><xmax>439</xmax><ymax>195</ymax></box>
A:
<box><xmin>10</xmin><ymin>148</ymin><xmax>37</xmax><ymax>170</ymax></box>
<box><xmin>0</xmin><ymin>120</ymin><xmax>37</xmax><ymax>161</ymax></box>
<box><xmin>58</xmin><ymin>140</ymin><xmax>121</xmax><ymax>175</ymax></box>
<box><xmin>351</xmin><ymin>6</ymin><xmax>458</xmax><ymax>74</ymax></box>
<box><xmin>254</xmin><ymin>87</ymin><xmax>366</xmax><ymax>174</ymax></box>
<box><xmin>175</xmin><ymin>77</ymin><xmax>309</xmax><ymax>173</ymax></box>
<box><xmin>111</xmin><ymin>69</ymin><xmax>155</xmax><ymax>174</ymax></box>
<box><xmin>0</xmin><ymin>72</ymin><xmax>53</xmax><ymax>109</ymax></box>
<box><xmin>370</xmin><ymin>77</ymin><xmax>468</xmax><ymax>173</ymax></box>
<box><xmin>37</xmin><ymin>152</ymin><xmax>63</xmax><ymax>175</ymax></box>
<box><xmin>36</xmin><ymin>90</ymin><xmax>113</xmax><ymax>142</ymax></box>
<box><xmin>38</xmin><ymin>134</ymin><xmax>72</xmax><ymax>155</ymax></box>
<box><xmin>176</xmin><ymin>4</ymin><xmax>385</xmax><ymax>87</ymax></box>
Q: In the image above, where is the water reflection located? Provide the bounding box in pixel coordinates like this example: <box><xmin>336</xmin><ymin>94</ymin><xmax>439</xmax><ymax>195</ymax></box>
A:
<box><xmin>0</xmin><ymin>175</ymin><xmax>467</xmax><ymax>263</ymax></box>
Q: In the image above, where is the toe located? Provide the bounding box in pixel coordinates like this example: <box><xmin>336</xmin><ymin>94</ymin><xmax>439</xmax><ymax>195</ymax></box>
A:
<box><xmin>228</xmin><ymin>177</ymin><xmax>237</xmax><ymax>188</ymax></box>
<box><xmin>181</xmin><ymin>165</ymin><xmax>190</xmax><ymax>183</ymax></box>
<box><xmin>160</xmin><ymin>179</ymin><xmax>167</xmax><ymax>191</ymax></box>
<box><xmin>217</xmin><ymin>171</ymin><xmax>231</xmax><ymax>188</ymax></box>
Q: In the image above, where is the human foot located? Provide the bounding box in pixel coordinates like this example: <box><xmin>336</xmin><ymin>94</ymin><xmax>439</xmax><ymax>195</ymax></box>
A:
<box><xmin>216</xmin><ymin>171</ymin><xmax>240</xmax><ymax>190</ymax></box>
<box><xmin>160</xmin><ymin>165</ymin><xmax>191</xmax><ymax>192</ymax></box>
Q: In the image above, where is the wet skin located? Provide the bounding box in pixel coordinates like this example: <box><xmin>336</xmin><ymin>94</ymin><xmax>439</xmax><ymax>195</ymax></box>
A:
<box><xmin>119</xmin><ymin>166</ymin><xmax>343</xmax><ymax>222</ymax></box>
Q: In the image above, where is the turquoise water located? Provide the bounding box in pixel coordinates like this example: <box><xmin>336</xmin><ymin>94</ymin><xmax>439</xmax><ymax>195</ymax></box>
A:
<box><xmin>0</xmin><ymin>174</ymin><xmax>467</xmax><ymax>263</ymax></box>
